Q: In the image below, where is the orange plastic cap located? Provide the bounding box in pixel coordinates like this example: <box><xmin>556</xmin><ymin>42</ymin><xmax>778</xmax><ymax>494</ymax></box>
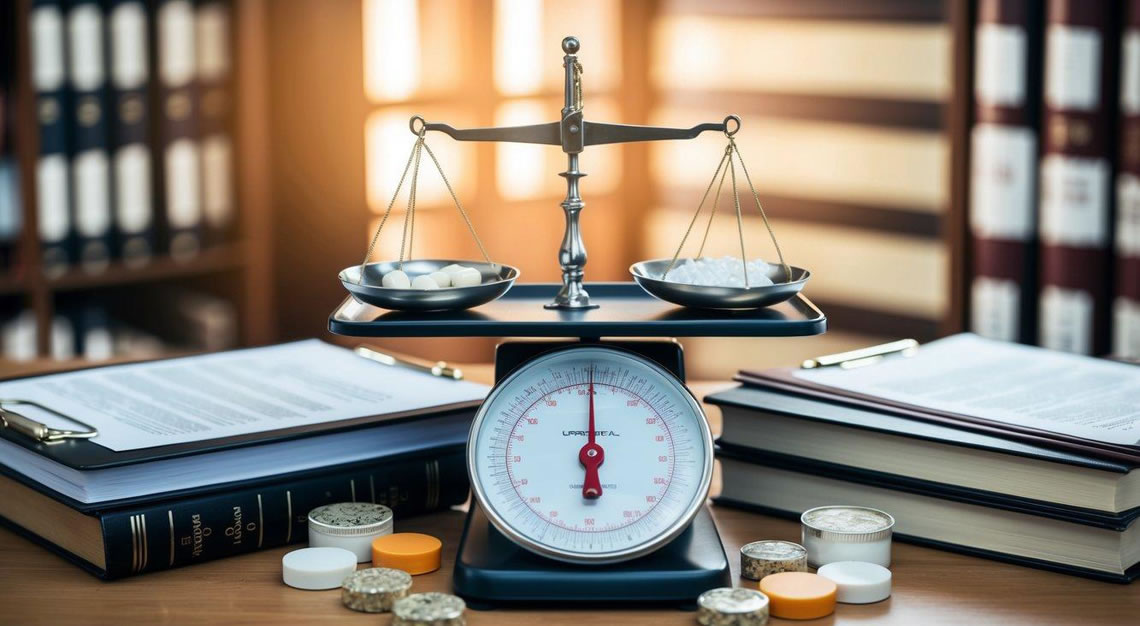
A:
<box><xmin>758</xmin><ymin>571</ymin><xmax>838</xmax><ymax>620</ymax></box>
<box><xmin>371</xmin><ymin>533</ymin><xmax>442</xmax><ymax>575</ymax></box>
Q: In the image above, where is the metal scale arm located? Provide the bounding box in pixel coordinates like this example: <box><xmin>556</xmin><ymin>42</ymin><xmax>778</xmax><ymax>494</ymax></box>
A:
<box><xmin>412</xmin><ymin>36</ymin><xmax>738</xmax><ymax>309</ymax></box>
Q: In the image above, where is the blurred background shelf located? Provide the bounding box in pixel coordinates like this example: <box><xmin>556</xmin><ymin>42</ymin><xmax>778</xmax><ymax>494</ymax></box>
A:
<box><xmin>4</xmin><ymin>0</ymin><xmax>1131</xmax><ymax>374</ymax></box>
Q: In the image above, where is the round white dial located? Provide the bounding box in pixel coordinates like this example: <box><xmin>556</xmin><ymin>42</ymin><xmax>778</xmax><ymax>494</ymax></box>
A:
<box><xmin>468</xmin><ymin>346</ymin><xmax>714</xmax><ymax>564</ymax></box>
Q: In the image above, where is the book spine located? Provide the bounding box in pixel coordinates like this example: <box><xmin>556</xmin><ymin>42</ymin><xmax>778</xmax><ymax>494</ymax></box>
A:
<box><xmin>969</xmin><ymin>0</ymin><xmax>1044</xmax><ymax>344</ymax></box>
<box><xmin>98</xmin><ymin>450</ymin><xmax>468</xmax><ymax>579</ymax></box>
<box><xmin>107</xmin><ymin>0</ymin><xmax>156</xmax><ymax>267</ymax></box>
<box><xmin>1037</xmin><ymin>0</ymin><xmax>1120</xmax><ymax>354</ymax></box>
<box><xmin>30</xmin><ymin>0</ymin><xmax>73</xmax><ymax>276</ymax></box>
<box><xmin>66</xmin><ymin>0</ymin><xmax>115</xmax><ymax>272</ymax></box>
<box><xmin>151</xmin><ymin>0</ymin><xmax>202</xmax><ymax>261</ymax></box>
<box><xmin>1114</xmin><ymin>0</ymin><xmax>1140</xmax><ymax>359</ymax></box>
<box><xmin>194</xmin><ymin>0</ymin><xmax>234</xmax><ymax>247</ymax></box>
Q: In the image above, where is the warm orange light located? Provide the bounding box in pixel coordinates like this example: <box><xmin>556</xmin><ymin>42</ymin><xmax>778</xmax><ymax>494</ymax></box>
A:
<box><xmin>494</xmin><ymin>0</ymin><xmax>544</xmax><ymax>96</ymax></box>
<box><xmin>363</xmin><ymin>0</ymin><xmax>420</xmax><ymax>102</ymax></box>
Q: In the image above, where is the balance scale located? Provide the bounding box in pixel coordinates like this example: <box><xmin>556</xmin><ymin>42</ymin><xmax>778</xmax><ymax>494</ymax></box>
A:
<box><xmin>329</xmin><ymin>37</ymin><xmax>826</xmax><ymax>608</ymax></box>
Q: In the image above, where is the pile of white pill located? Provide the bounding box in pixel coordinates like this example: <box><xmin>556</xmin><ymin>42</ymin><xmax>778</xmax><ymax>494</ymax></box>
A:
<box><xmin>381</xmin><ymin>264</ymin><xmax>484</xmax><ymax>290</ymax></box>
<box><xmin>663</xmin><ymin>256</ymin><xmax>775</xmax><ymax>287</ymax></box>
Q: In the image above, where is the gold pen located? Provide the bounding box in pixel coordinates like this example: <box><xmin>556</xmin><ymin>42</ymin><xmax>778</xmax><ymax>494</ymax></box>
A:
<box><xmin>354</xmin><ymin>346</ymin><xmax>464</xmax><ymax>380</ymax></box>
<box><xmin>800</xmin><ymin>338</ymin><xmax>919</xmax><ymax>370</ymax></box>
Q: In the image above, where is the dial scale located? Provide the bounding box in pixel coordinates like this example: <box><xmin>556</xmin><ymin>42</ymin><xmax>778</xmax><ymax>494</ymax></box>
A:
<box><xmin>468</xmin><ymin>346</ymin><xmax>714</xmax><ymax>564</ymax></box>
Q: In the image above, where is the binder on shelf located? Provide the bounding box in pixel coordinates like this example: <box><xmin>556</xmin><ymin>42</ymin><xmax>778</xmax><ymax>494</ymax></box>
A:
<box><xmin>66</xmin><ymin>0</ymin><xmax>115</xmax><ymax>273</ymax></box>
<box><xmin>30</xmin><ymin>0</ymin><xmax>73</xmax><ymax>276</ymax></box>
<box><xmin>1037</xmin><ymin>0</ymin><xmax>1120</xmax><ymax>354</ymax></box>
<box><xmin>0</xmin><ymin>3</ymin><xmax>20</xmax><ymax>274</ymax></box>
<box><xmin>153</xmin><ymin>0</ymin><xmax>202</xmax><ymax>261</ymax></box>
<box><xmin>969</xmin><ymin>0</ymin><xmax>1043</xmax><ymax>344</ymax></box>
<box><xmin>1114</xmin><ymin>0</ymin><xmax>1140</xmax><ymax>360</ymax></box>
<box><xmin>195</xmin><ymin>0</ymin><xmax>235</xmax><ymax>247</ymax></box>
<box><xmin>107</xmin><ymin>0</ymin><xmax>155</xmax><ymax>268</ymax></box>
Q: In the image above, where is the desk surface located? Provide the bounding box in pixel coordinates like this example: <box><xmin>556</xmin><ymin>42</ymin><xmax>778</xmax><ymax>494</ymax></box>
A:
<box><xmin>0</xmin><ymin>372</ymin><xmax>1137</xmax><ymax>624</ymax></box>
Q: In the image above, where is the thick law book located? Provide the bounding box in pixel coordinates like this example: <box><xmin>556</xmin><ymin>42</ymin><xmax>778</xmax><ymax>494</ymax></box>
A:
<box><xmin>707</xmin><ymin>384</ymin><xmax>1139</xmax><ymax>514</ymax></box>
<box><xmin>1115</xmin><ymin>0</ymin><xmax>1140</xmax><ymax>360</ymax></box>
<box><xmin>107</xmin><ymin>0</ymin><xmax>156</xmax><ymax>267</ymax></box>
<box><xmin>66</xmin><ymin>0</ymin><xmax>115</xmax><ymax>271</ymax></box>
<box><xmin>716</xmin><ymin>448</ymin><xmax>1140</xmax><ymax>583</ymax></box>
<box><xmin>151</xmin><ymin>0</ymin><xmax>202</xmax><ymax>260</ymax></box>
<box><xmin>30</xmin><ymin>0</ymin><xmax>73</xmax><ymax>276</ymax></box>
<box><xmin>194</xmin><ymin>0</ymin><xmax>234</xmax><ymax>248</ymax></box>
<box><xmin>969</xmin><ymin>0</ymin><xmax>1043</xmax><ymax>343</ymax></box>
<box><xmin>1037</xmin><ymin>0</ymin><xmax>1120</xmax><ymax>354</ymax></box>
<box><xmin>0</xmin><ymin>448</ymin><xmax>468</xmax><ymax>579</ymax></box>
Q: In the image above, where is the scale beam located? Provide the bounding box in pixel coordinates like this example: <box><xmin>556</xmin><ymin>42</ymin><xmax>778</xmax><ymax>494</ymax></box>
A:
<box><xmin>408</xmin><ymin>36</ymin><xmax>738</xmax><ymax>310</ymax></box>
<box><xmin>417</xmin><ymin>120</ymin><xmax>561</xmax><ymax>146</ymax></box>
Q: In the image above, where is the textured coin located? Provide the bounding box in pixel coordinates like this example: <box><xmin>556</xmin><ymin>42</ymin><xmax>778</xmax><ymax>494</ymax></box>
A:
<box><xmin>740</xmin><ymin>540</ymin><xmax>808</xmax><ymax>580</ymax></box>
<box><xmin>341</xmin><ymin>567</ymin><xmax>413</xmax><ymax>613</ymax></box>
<box><xmin>392</xmin><ymin>592</ymin><xmax>466</xmax><ymax>626</ymax></box>
<box><xmin>697</xmin><ymin>587</ymin><xmax>770</xmax><ymax>626</ymax></box>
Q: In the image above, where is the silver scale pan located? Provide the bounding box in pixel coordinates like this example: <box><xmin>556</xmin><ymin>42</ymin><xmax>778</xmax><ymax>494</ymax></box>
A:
<box><xmin>341</xmin><ymin>260</ymin><xmax>519</xmax><ymax>312</ymax></box>
<box><xmin>631</xmin><ymin>259</ymin><xmax>810</xmax><ymax>310</ymax></box>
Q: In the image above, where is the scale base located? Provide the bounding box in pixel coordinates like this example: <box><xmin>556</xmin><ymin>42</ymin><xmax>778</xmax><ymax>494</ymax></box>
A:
<box><xmin>453</xmin><ymin>503</ymin><xmax>731</xmax><ymax>609</ymax></box>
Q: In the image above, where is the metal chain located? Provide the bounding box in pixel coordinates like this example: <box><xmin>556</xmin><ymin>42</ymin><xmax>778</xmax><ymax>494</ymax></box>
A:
<box><xmin>573</xmin><ymin>61</ymin><xmax>583</xmax><ymax>112</ymax></box>
<box><xmin>357</xmin><ymin>132</ymin><xmax>423</xmax><ymax>283</ymax></box>
<box><xmin>661</xmin><ymin>146</ymin><xmax>731</xmax><ymax>279</ymax></box>
<box><xmin>398</xmin><ymin>134</ymin><xmax>425</xmax><ymax>269</ymax></box>
<box><xmin>696</xmin><ymin>149</ymin><xmax>731</xmax><ymax>258</ymax></box>
<box><xmin>731</xmin><ymin>138</ymin><xmax>790</xmax><ymax>282</ymax></box>
<box><xmin>420</xmin><ymin>140</ymin><xmax>495</xmax><ymax>267</ymax></box>
<box><xmin>728</xmin><ymin>144</ymin><xmax>749</xmax><ymax>288</ymax></box>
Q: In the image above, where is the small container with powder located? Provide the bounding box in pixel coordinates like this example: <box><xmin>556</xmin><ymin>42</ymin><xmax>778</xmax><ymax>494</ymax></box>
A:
<box><xmin>800</xmin><ymin>505</ymin><xmax>894</xmax><ymax>568</ymax></box>
<box><xmin>307</xmin><ymin>502</ymin><xmax>394</xmax><ymax>562</ymax></box>
<box><xmin>739</xmin><ymin>540</ymin><xmax>808</xmax><ymax>580</ymax></box>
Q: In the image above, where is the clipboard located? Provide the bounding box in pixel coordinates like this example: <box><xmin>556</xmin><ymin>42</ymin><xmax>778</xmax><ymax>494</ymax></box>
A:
<box><xmin>736</xmin><ymin>338</ymin><xmax>1140</xmax><ymax>465</ymax></box>
<box><xmin>0</xmin><ymin>342</ymin><xmax>482</xmax><ymax>471</ymax></box>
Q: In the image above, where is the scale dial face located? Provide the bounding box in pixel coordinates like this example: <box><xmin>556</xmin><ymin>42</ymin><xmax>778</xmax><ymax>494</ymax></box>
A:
<box><xmin>468</xmin><ymin>346</ymin><xmax>714</xmax><ymax>564</ymax></box>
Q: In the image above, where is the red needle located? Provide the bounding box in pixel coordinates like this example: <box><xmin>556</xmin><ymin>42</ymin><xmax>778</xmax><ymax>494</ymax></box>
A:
<box><xmin>579</xmin><ymin>365</ymin><xmax>604</xmax><ymax>499</ymax></box>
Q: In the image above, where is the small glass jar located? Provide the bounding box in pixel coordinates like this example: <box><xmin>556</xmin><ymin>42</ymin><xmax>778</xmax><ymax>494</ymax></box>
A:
<box><xmin>800</xmin><ymin>505</ymin><xmax>894</xmax><ymax>568</ymax></box>
<box><xmin>308</xmin><ymin>502</ymin><xmax>394</xmax><ymax>562</ymax></box>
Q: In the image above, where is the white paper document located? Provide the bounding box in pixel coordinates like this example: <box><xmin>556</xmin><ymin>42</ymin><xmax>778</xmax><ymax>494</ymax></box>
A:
<box><xmin>794</xmin><ymin>334</ymin><xmax>1140</xmax><ymax>446</ymax></box>
<box><xmin>0</xmin><ymin>340</ymin><xmax>489</xmax><ymax>452</ymax></box>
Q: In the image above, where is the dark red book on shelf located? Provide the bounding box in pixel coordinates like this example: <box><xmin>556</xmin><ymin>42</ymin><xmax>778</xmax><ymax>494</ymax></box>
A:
<box><xmin>1037</xmin><ymin>0</ymin><xmax>1121</xmax><ymax>354</ymax></box>
<box><xmin>969</xmin><ymin>0</ymin><xmax>1044</xmax><ymax>344</ymax></box>
<box><xmin>1115</xmin><ymin>0</ymin><xmax>1140</xmax><ymax>360</ymax></box>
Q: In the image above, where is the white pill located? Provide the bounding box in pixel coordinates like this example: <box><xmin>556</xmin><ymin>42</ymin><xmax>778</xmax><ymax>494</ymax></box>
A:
<box><xmin>452</xmin><ymin>267</ymin><xmax>482</xmax><ymax>287</ymax></box>
<box><xmin>440</xmin><ymin>264</ymin><xmax>467</xmax><ymax>275</ymax></box>
<box><xmin>282</xmin><ymin>547</ymin><xmax>357</xmax><ymax>590</ymax></box>
<box><xmin>429</xmin><ymin>271</ymin><xmax>452</xmax><ymax>287</ymax></box>
<box><xmin>816</xmin><ymin>561</ymin><xmax>892</xmax><ymax>604</ymax></box>
<box><xmin>381</xmin><ymin>270</ymin><xmax>410</xmax><ymax>289</ymax></box>
<box><xmin>411</xmin><ymin>275</ymin><xmax>439</xmax><ymax>290</ymax></box>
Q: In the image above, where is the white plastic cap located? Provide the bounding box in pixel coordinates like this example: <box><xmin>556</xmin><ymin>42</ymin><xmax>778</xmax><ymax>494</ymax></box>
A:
<box><xmin>816</xmin><ymin>561</ymin><xmax>892</xmax><ymax>604</ymax></box>
<box><xmin>282</xmin><ymin>547</ymin><xmax>357</xmax><ymax>590</ymax></box>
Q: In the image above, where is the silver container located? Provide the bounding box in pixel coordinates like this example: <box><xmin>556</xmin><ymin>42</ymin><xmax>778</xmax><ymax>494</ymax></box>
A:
<box><xmin>629</xmin><ymin>258</ymin><xmax>810</xmax><ymax>310</ymax></box>
<box><xmin>340</xmin><ymin>259</ymin><xmax>519</xmax><ymax>312</ymax></box>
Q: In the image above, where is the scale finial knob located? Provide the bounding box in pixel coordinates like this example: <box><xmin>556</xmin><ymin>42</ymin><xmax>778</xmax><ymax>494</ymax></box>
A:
<box><xmin>562</xmin><ymin>36</ymin><xmax>580</xmax><ymax>55</ymax></box>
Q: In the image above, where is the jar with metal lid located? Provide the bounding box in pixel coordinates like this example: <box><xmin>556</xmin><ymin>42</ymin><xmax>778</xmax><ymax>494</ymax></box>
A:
<box><xmin>307</xmin><ymin>502</ymin><xmax>394</xmax><ymax>562</ymax></box>
<box><xmin>800</xmin><ymin>505</ymin><xmax>894</xmax><ymax>568</ymax></box>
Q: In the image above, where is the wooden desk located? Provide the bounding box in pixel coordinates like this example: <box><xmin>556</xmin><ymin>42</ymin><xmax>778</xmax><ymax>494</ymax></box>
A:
<box><xmin>1</xmin><ymin>376</ymin><xmax>1136</xmax><ymax>624</ymax></box>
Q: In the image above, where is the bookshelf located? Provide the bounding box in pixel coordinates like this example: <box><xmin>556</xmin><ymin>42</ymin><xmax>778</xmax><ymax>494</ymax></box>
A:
<box><xmin>3</xmin><ymin>0</ymin><xmax>275</xmax><ymax>359</ymax></box>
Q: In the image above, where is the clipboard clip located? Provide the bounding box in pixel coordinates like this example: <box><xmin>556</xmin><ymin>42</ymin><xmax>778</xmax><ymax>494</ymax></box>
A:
<box><xmin>0</xmin><ymin>399</ymin><xmax>99</xmax><ymax>445</ymax></box>
<box><xmin>801</xmin><ymin>338</ymin><xmax>919</xmax><ymax>370</ymax></box>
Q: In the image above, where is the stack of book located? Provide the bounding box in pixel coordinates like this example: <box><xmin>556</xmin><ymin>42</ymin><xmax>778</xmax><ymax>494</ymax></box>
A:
<box><xmin>708</xmin><ymin>334</ymin><xmax>1140</xmax><ymax>582</ymax></box>
<box><xmin>0</xmin><ymin>340</ymin><xmax>487</xmax><ymax>579</ymax></box>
